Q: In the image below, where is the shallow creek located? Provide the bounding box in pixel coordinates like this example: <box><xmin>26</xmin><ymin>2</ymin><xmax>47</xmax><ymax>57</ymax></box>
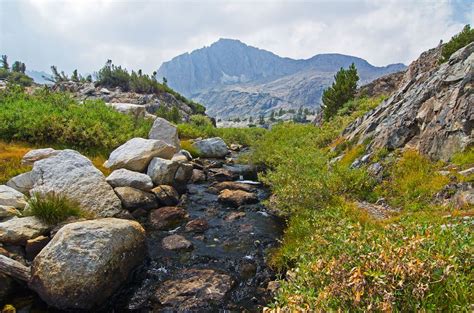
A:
<box><xmin>6</xmin><ymin>159</ymin><xmax>285</xmax><ymax>312</ymax></box>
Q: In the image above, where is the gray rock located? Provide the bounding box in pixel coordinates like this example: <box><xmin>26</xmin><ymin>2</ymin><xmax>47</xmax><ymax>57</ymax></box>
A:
<box><xmin>0</xmin><ymin>216</ymin><xmax>50</xmax><ymax>245</ymax></box>
<box><xmin>171</xmin><ymin>153</ymin><xmax>189</xmax><ymax>163</ymax></box>
<box><xmin>106</xmin><ymin>169</ymin><xmax>153</xmax><ymax>190</ymax></box>
<box><xmin>0</xmin><ymin>185</ymin><xmax>27</xmax><ymax>209</ymax></box>
<box><xmin>0</xmin><ymin>205</ymin><xmax>21</xmax><ymax>220</ymax></box>
<box><xmin>459</xmin><ymin>167</ymin><xmax>474</xmax><ymax>177</ymax></box>
<box><xmin>162</xmin><ymin>234</ymin><xmax>193</xmax><ymax>250</ymax></box>
<box><xmin>21</xmin><ymin>148</ymin><xmax>59</xmax><ymax>166</ymax></box>
<box><xmin>154</xmin><ymin>268</ymin><xmax>234</xmax><ymax>311</ymax></box>
<box><xmin>105</xmin><ymin>138</ymin><xmax>176</xmax><ymax>172</ymax></box>
<box><xmin>107</xmin><ymin>102</ymin><xmax>146</xmax><ymax>118</ymax></box>
<box><xmin>192</xmin><ymin>137</ymin><xmax>229</xmax><ymax>158</ymax></box>
<box><xmin>7</xmin><ymin>171</ymin><xmax>34</xmax><ymax>194</ymax></box>
<box><xmin>114</xmin><ymin>186</ymin><xmax>158</xmax><ymax>211</ymax></box>
<box><xmin>148</xmin><ymin>117</ymin><xmax>180</xmax><ymax>149</ymax></box>
<box><xmin>174</xmin><ymin>163</ymin><xmax>193</xmax><ymax>185</ymax></box>
<box><xmin>191</xmin><ymin>169</ymin><xmax>206</xmax><ymax>183</ymax></box>
<box><xmin>343</xmin><ymin>43</ymin><xmax>474</xmax><ymax>160</ymax></box>
<box><xmin>147</xmin><ymin>158</ymin><xmax>180</xmax><ymax>185</ymax></box>
<box><xmin>30</xmin><ymin>150</ymin><xmax>124</xmax><ymax>217</ymax></box>
<box><xmin>29</xmin><ymin>218</ymin><xmax>146</xmax><ymax>310</ymax></box>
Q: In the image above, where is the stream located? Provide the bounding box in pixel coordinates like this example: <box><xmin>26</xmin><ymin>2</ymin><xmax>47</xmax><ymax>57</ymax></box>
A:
<box><xmin>4</xmin><ymin>155</ymin><xmax>285</xmax><ymax>312</ymax></box>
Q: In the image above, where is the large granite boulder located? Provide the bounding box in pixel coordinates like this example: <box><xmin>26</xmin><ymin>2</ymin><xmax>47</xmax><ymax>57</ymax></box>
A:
<box><xmin>0</xmin><ymin>216</ymin><xmax>50</xmax><ymax>245</ymax></box>
<box><xmin>192</xmin><ymin>137</ymin><xmax>229</xmax><ymax>158</ymax></box>
<box><xmin>343</xmin><ymin>43</ymin><xmax>474</xmax><ymax>160</ymax></box>
<box><xmin>148</xmin><ymin>117</ymin><xmax>180</xmax><ymax>149</ymax></box>
<box><xmin>21</xmin><ymin>148</ymin><xmax>59</xmax><ymax>166</ymax></box>
<box><xmin>29</xmin><ymin>150</ymin><xmax>123</xmax><ymax>217</ymax></box>
<box><xmin>106</xmin><ymin>169</ymin><xmax>153</xmax><ymax>191</ymax></box>
<box><xmin>104</xmin><ymin>138</ymin><xmax>176</xmax><ymax>172</ymax></box>
<box><xmin>29</xmin><ymin>218</ymin><xmax>146</xmax><ymax>310</ymax></box>
<box><xmin>0</xmin><ymin>185</ymin><xmax>27</xmax><ymax>209</ymax></box>
<box><xmin>6</xmin><ymin>171</ymin><xmax>34</xmax><ymax>194</ymax></box>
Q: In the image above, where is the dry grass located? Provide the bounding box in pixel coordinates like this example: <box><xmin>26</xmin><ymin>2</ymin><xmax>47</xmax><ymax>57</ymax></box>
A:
<box><xmin>0</xmin><ymin>141</ymin><xmax>33</xmax><ymax>184</ymax></box>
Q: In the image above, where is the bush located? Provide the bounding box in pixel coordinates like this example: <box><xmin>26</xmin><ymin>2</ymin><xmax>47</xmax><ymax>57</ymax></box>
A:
<box><xmin>0</xmin><ymin>86</ymin><xmax>152</xmax><ymax>155</ymax></box>
<box><xmin>27</xmin><ymin>193</ymin><xmax>85</xmax><ymax>224</ymax></box>
<box><xmin>441</xmin><ymin>25</ymin><xmax>474</xmax><ymax>63</ymax></box>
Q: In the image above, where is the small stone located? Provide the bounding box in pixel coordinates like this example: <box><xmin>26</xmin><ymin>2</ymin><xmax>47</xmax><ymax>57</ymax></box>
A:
<box><xmin>459</xmin><ymin>167</ymin><xmax>474</xmax><ymax>177</ymax></box>
<box><xmin>207</xmin><ymin>168</ymin><xmax>236</xmax><ymax>182</ymax></box>
<box><xmin>209</xmin><ymin>181</ymin><xmax>253</xmax><ymax>194</ymax></box>
<box><xmin>106</xmin><ymin>169</ymin><xmax>153</xmax><ymax>191</ymax></box>
<box><xmin>0</xmin><ymin>205</ymin><xmax>21</xmax><ymax>220</ymax></box>
<box><xmin>149</xmin><ymin>206</ymin><xmax>187</xmax><ymax>230</ymax></box>
<box><xmin>218</xmin><ymin>189</ymin><xmax>258</xmax><ymax>207</ymax></box>
<box><xmin>191</xmin><ymin>169</ymin><xmax>206</xmax><ymax>183</ymax></box>
<box><xmin>162</xmin><ymin>234</ymin><xmax>193</xmax><ymax>251</ymax></box>
<box><xmin>0</xmin><ymin>216</ymin><xmax>50</xmax><ymax>245</ymax></box>
<box><xmin>225</xmin><ymin>211</ymin><xmax>246</xmax><ymax>221</ymax></box>
<box><xmin>185</xmin><ymin>218</ymin><xmax>209</xmax><ymax>233</ymax></box>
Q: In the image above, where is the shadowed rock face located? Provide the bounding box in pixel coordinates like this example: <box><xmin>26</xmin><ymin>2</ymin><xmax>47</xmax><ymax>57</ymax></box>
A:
<box><xmin>29</xmin><ymin>218</ymin><xmax>146</xmax><ymax>310</ymax></box>
<box><xmin>343</xmin><ymin>43</ymin><xmax>474</xmax><ymax>160</ymax></box>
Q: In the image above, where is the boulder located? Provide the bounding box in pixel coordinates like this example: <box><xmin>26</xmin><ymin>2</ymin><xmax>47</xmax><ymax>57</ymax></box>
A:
<box><xmin>147</xmin><ymin>157</ymin><xmax>180</xmax><ymax>185</ymax></box>
<box><xmin>107</xmin><ymin>102</ymin><xmax>146</xmax><ymax>118</ymax></box>
<box><xmin>154</xmin><ymin>268</ymin><xmax>234</xmax><ymax>311</ymax></box>
<box><xmin>0</xmin><ymin>216</ymin><xmax>50</xmax><ymax>245</ymax></box>
<box><xmin>21</xmin><ymin>148</ymin><xmax>59</xmax><ymax>166</ymax></box>
<box><xmin>218</xmin><ymin>189</ymin><xmax>258</xmax><ymax>207</ymax></box>
<box><xmin>6</xmin><ymin>171</ymin><xmax>34</xmax><ymax>194</ymax></box>
<box><xmin>114</xmin><ymin>187</ymin><xmax>158</xmax><ymax>211</ymax></box>
<box><xmin>191</xmin><ymin>137</ymin><xmax>229</xmax><ymax>158</ymax></box>
<box><xmin>148</xmin><ymin>117</ymin><xmax>180</xmax><ymax>149</ymax></box>
<box><xmin>0</xmin><ymin>185</ymin><xmax>27</xmax><ymax>209</ymax></box>
<box><xmin>29</xmin><ymin>150</ymin><xmax>123</xmax><ymax>217</ymax></box>
<box><xmin>106</xmin><ymin>169</ymin><xmax>153</xmax><ymax>190</ymax></box>
<box><xmin>151</xmin><ymin>185</ymin><xmax>179</xmax><ymax>206</ymax></box>
<box><xmin>29</xmin><ymin>218</ymin><xmax>146</xmax><ymax>310</ymax></box>
<box><xmin>104</xmin><ymin>138</ymin><xmax>176</xmax><ymax>172</ymax></box>
<box><xmin>162</xmin><ymin>234</ymin><xmax>193</xmax><ymax>251</ymax></box>
<box><xmin>149</xmin><ymin>206</ymin><xmax>187</xmax><ymax>230</ymax></box>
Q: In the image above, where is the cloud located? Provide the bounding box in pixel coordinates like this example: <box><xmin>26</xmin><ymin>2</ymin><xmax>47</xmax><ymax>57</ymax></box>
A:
<box><xmin>0</xmin><ymin>0</ymin><xmax>470</xmax><ymax>74</ymax></box>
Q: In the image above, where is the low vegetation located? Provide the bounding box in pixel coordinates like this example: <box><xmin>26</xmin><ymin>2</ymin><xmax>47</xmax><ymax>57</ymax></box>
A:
<box><xmin>250</xmin><ymin>96</ymin><xmax>473</xmax><ymax>311</ymax></box>
<box><xmin>178</xmin><ymin>115</ymin><xmax>266</xmax><ymax>146</ymax></box>
<box><xmin>441</xmin><ymin>24</ymin><xmax>474</xmax><ymax>63</ymax></box>
<box><xmin>0</xmin><ymin>86</ymin><xmax>152</xmax><ymax>155</ymax></box>
<box><xmin>0</xmin><ymin>141</ymin><xmax>32</xmax><ymax>184</ymax></box>
<box><xmin>0</xmin><ymin>55</ymin><xmax>33</xmax><ymax>86</ymax></box>
<box><xmin>27</xmin><ymin>193</ymin><xmax>86</xmax><ymax>224</ymax></box>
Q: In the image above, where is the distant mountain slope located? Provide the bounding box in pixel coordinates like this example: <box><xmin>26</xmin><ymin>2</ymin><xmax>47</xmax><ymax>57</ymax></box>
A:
<box><xmin>157</xmin><ymin>39</ymin><xmax>406</xmax><ymax>118</ymax></box>
<box><xmin>26</xmin><ymin>70</ymin><xmax>53</xmax><ymax>84</ymax></box>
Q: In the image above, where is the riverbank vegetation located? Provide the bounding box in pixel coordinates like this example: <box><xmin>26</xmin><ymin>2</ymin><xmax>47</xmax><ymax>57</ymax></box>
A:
<box><xmin>250</xmin><ymin>96</ymin><xmax>473</xmax><ymax>311</ymax></box>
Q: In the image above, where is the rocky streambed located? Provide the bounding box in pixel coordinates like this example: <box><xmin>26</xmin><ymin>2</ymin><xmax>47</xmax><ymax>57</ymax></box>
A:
<box><xmin>2</xmin><ymin>153</ymin><xmax>284</xmax><ymax>312</ymax></box>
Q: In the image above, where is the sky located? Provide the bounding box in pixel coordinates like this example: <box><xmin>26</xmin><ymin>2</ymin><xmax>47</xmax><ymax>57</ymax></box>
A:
<box><xmin>0</xmin><ymin>0</ymin><xmax>472</xmax><ymax>75</ymax></box>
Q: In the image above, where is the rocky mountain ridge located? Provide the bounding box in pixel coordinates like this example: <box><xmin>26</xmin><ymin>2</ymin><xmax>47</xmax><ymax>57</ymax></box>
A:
<box><xmin>157</xmin><ymin>38</ymin><xmax>406</xmax><ymax>118</ymax></box>
<box><xmin>343</xmin><ymin>42</ymin><xmax>473</xmax><ymax>160</ymax></box>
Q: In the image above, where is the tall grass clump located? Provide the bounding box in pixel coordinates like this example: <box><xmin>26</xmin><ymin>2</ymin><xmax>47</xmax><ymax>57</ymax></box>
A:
<box><xmin>0</xmin><ymin>86</ymin><xmax>152</xmax><ymax>155</ymax></box>
<box><xmin>28</xmin><ymin>193</ymin><xmax>85</xmax><ymax>224</ymax></box>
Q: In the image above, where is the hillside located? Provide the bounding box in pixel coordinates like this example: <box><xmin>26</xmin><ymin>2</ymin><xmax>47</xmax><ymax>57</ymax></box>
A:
<box><xmin>157</xmin><ymin>39</ymin><xmax>405</xmax><ymax>118</ymax></box>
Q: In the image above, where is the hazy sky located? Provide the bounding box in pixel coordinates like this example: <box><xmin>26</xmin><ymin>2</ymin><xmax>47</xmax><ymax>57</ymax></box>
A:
<box><xmin>0</xmin><ymin>0</ymin><xmax>472</xmax><ymax>74</ymax></box>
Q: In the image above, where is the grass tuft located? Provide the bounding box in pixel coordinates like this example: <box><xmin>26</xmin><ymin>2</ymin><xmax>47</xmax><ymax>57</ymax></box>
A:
<box><xmin>27</xmin><ymin>193</ymin><xmax>86</xmax><ymax>224</ymax></box>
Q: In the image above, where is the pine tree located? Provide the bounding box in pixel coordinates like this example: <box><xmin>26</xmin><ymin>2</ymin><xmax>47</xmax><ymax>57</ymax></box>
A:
<box><xmin>322</xmin><ymin>63</ymin><xmax>359</xmax><ymax>121</ymax></box>
<box><xmin>71</xmin><ymin>69</ymin><xmax>79</xmax><ymax>82</ymax></box>
<box><xmin>1</xmin><ymin>55</ymin><xmax>9</xmax><ymax>70</ymax></box>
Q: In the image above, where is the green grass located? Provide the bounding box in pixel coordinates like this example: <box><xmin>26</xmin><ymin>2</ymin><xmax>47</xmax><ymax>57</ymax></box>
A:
<box><xmin>178</xmin><ymin>121</ymin><xmax>266</xmax><ymax>147</ymax></box>
<box><xmin>251</xmin><ymin>96</ymin><xmax>473</xmax><ymax>311</ymax></box>
<box><xmin>27</xmin><ymin>193</ymin><xmax>86</xmax><ymax>224</ymax></box>
<box><xmin>0</xmin><ymin>86</ymin><xmax>152</xmax><ymax>156</ymax></box>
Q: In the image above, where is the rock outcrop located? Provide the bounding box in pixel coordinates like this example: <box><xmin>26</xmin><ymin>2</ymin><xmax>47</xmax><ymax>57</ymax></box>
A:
<box><xmin>29</xmin><ymin>150</ymin><xmax>123</xmax><ymax>217</ymax></box>
<box><xmin>104</xmin><ymin>138</ymin><xmax>176</xmax><ymax>172</ymax></box>
<box><xmin>343</xmin><ymin>43</ymin><xmax>473</xmax><ymax>160</ymax></box>
<box><xmin>29</xmin><ymin>218</ymin><xmax>146</xmax><ymax>310</ymax></box>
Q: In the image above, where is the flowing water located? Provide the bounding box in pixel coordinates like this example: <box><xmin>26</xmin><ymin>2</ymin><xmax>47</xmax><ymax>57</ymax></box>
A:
<box><xmin>3</xmin><ymin>159</ymin><xmax>284</xmax><ymax>312</ymax></box>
